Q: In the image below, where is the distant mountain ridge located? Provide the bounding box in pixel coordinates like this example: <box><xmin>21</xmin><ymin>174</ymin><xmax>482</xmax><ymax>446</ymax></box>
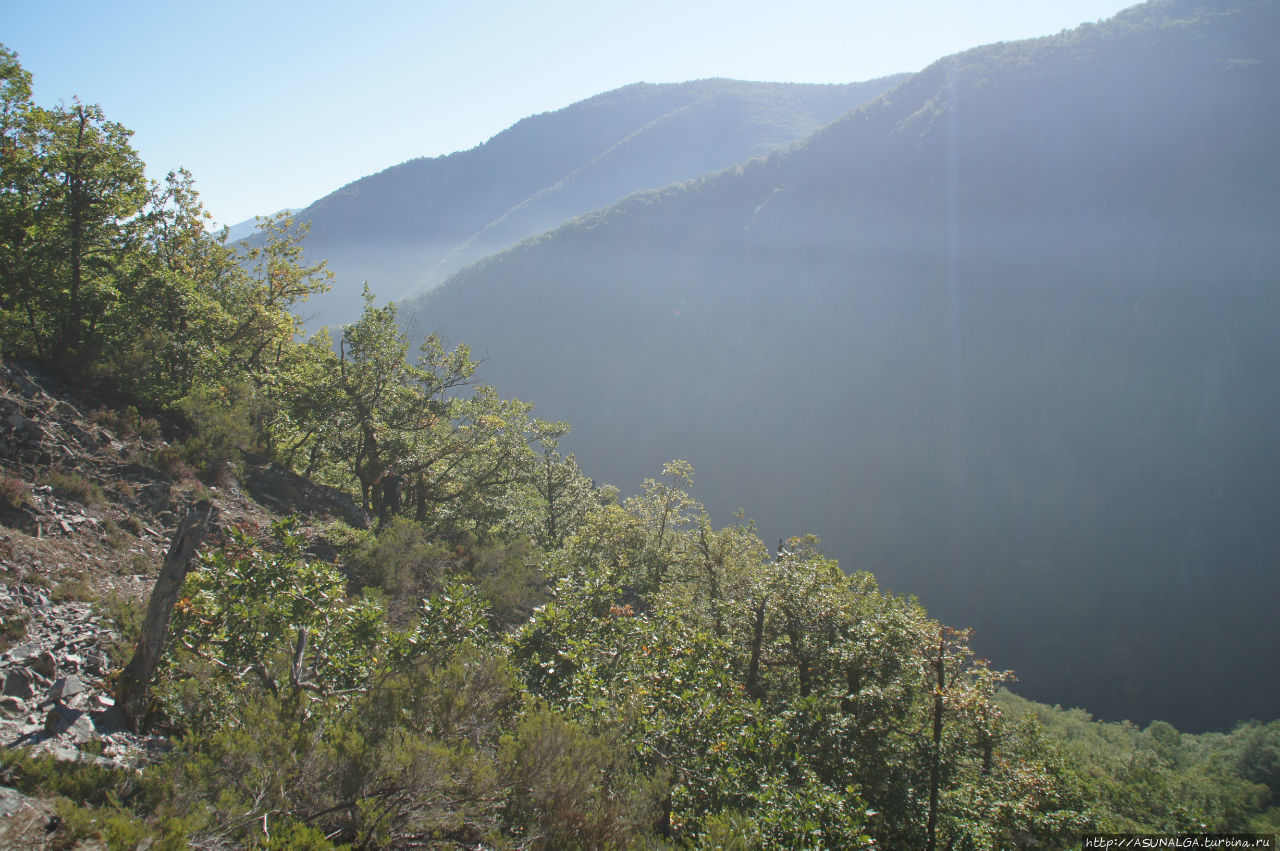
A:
<box><xmin>284</xmin><ymin>76</ymin><xmax>906</xmax><ymax>327</ymax></box>
<box><xmin>223</xmin><ymin>209</ymin><xmax>297</xmax><ymax>243</ymax></box>
<box><xmin>402</xmin><ymin>0</ymin><xmax>1280</xmax><ymax>731</ymax></box>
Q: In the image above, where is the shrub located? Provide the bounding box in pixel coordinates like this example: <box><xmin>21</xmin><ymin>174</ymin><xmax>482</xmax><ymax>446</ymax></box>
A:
<box><xmin>346</xmin><ymin>516</ymin><xmax>453</xmax><ymax>622</ymax></box>
<box><xmin>0</xmin><ymin>473</ymin><xmax>29</xmax><ymax>510</ymax></box>
<box><xmin>99</xmin><ymin>592</ymin><xmax>145</xmax><ymax>666</ymax></box>
<box><xmin>177</xmin><ymin>383</ymin><xmax>265</xmax><ymax>484</ymax></box>
<box><xmin>498</xmin><ymin>708</ymin><xmax>663</xmax><ymax>848</ymax></box>
<box><xmin>91</xmin><ymin>405</ymin><xmax>141</xmax><ymax>437</ymax></box>
<box><xmin>0</xmin><ymin>748</ymin><xmax>198</xmax><ymax>848</ymax></box>
<box><xmin>101</xmin><ymin>516</ymin><xmax>130</xmax><ymax>550</ymax></box>
<box><xmin>52</xmin><ymin>574</ymin><xmax>95</xmax><ymax>603</ymax></box>
<box><xmin>0</xmin><ymin>612</ymin><xmax>28</xmax><ymax>654</ymax></box>
<box><xmin>468</xmin><ymin>538</ymin><xmax>548</xmax><ymax>629</ymax></box>
<box><xmin>90</xmin><ymin>403</ymin><xmax>163</xmax><ymax>442</ymax></box>
<box><xmin>44</xmin><ymin>470</ymin><xmax>105</xmax><ymax>507</ymax></box>
<box><xmin>150</xmin><ymin>445</ymin><xmax>196</xmax><ymax>483</ymax></box>
<box><xmin>138</xmin><ymin>417</ymin><xmax>162</xmax><ymax>441</ymax></box>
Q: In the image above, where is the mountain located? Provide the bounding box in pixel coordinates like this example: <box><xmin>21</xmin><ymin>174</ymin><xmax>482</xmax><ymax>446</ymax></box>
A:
<box><xmin>284</xmin><ymin>77</ymin><xmax>905</xmax><ymax>328</ymax></box>
<box><xmin>223</xmin><ymin>209</ymin><xmax>297</xmax><ymax>243</ymax></box>
<box><xmin>401</xmin><ymin>0</ymin><xmax>1280</xmax><ymax>731</ymax></box>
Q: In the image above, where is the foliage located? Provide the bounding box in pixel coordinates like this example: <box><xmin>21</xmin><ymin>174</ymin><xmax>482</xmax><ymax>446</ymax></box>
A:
<box><xmin>0</xmin><ymin>472</ymin><xmax>29</xmax><ymax>510</ymax></box>
<box><xmin>391</xmin><ymin>0</ymin><xmax>1280</xmax><ymax>734</ymax></box>
<box><xmin>0</xmin><ymin>610</ymin><xmax>27</xmax><ymax>653</ymax></box>
<box><xmin>3</xmin><ymin>40</ymin><xmax>1278</xmax><ymax>850</ymax></box>
<box><xmin>342</xmin><ymin>515</ymin><xmax>452</xmax><ymax>622</ymax></box>
<box><xmin>42</xmin><ymin>469</ymin><xmax>105</xmax><ymax>506</ymax></box>
<box><xmin>165</xmin><ymin>520</ymin><xmax>393</xmax><ymax>724</ymax></box>
<box><xmin>90</xmin><ymin>404</ymin><xmax>161</xmax><ymax>440</ymax></box>
<box><xmin>175</xmin><ymin>381</ymin><xmax>264</xmax><ymax>483</ymax></box>
<box><xmin>998</xmin><ymin>692</ymin><xmax>1280</xmax><ymax>834</ymax></box>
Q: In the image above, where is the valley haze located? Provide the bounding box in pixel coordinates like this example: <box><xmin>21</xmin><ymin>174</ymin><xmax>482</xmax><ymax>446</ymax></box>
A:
<box><xmin>318</xmin><ymin>0</ymin><xmax>1276</xmax><ymax>732</ymax></box>
<box><xmin>4</xmin><ymin>1</ymin><xmax>1280</xmax><ymax>844</ymax></box>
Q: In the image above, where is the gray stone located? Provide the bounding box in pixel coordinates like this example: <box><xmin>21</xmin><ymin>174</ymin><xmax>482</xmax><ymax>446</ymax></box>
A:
<box><xmin>28</xmin><ymin>650</ymin><xmax>57</xmax><ymax>679</ymax></box>
<box><xmin>5</xmin><ymin>641</ymin><xmax>40</xmax><ymax>662</ymax></box>
<box><xmin>48</xmin><ymin>675</ymin><xmax>84</xmax><ymax>702</ymax></box>
<box><xmin>5</xmin><ymin>412</ymin><xmax>33</xmax><ymax>432</ymax></box>
<box><xmin>3</xmin><ymin>668</ymin><xmax>35</xmax><ymax>699</ymax></box>
<box><xmin>85</xmin><ymin>653</ymin><xmax>109</xmax><ymax>675</ymax></box>
<box><xmin>0</xmin><ymin>784</ymin><xmax>41</xmax><ymax>818</ymax></box>
<box><xmin>47</xmin><ymin>745</ymin><xmax>116</xmax><ymax>768</ymax></box>
<box><xmin>17</xmin><ymin>588</ymin><xmax>49</xmax><ymax>607</ymax></box>
<box><xmin>44</xmin><ymin>703</ymin><xmax>87</xmax><ymax>736</ymax></box>
<box><xmin>63</xmin><ymin>712</ymin><xmax>96</xmax><ymax>742</ymax></box>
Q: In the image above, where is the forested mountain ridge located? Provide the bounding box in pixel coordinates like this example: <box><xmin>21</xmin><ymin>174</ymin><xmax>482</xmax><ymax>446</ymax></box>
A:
<box><xmin>283</xmin><ymin>76</ymin><xmax>906</xmax><ymax>328</ymax></box>
<box><xmin>403</xmin><ymin>0</ymin><xmax>1280</xmax><ymax>732</ymax></box>
<box><xmin>2</xmin><ymin>35</ymin><xmax>1280</xmax><ymax>846</ymax></box>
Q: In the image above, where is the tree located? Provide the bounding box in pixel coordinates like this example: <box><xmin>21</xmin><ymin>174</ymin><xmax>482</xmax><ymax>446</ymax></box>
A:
<box><xmin>328</xmin><ymin>288</ymin><xmax>475</xmax><ymax>517</ymax></box>
<box><xmin>0</xmin><ymin>48</ymin><xmax>148</xmax><ymax>362</ymax></box>
<box><xmin>103</xmin><ymin>168</ymin><xmax>233</xmax><ymax>403</ymax></box>
<box><xmin>116</xmin><ymin>501</ymin><xmax>220</xmax><ymax>731</ymax></box>
<box><xmin>0</xmin><ymin>45</ymin><xmax>39</xmax><ymax>355</ymax></box>
<box><xmin>213</xmin><ymin>212</ymin><xmax>332</xmax><ymax>382</ymax></box>
<box><xmin>21</xmin><ymin>101</ymin><xmax>145</xmax><ymax>359</ymax></box>
<box><xmin>166</xmin><ymin>519</ymin><xmax>396</xmax><ymax>718</ymax></box>
<box><xmin>520</xmin><ymin>420</ymin><xmax>599</xmax><ymax>549</ymax></box>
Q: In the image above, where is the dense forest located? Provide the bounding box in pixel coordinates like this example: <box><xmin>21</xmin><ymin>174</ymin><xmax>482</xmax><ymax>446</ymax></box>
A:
<box><xmin>401</xmin><ymin>0</ymin><xmax>1280</xmax><ymax>732</ymax></box>
<box><xmin>1</xmin><ymin>32</ymin><xmax>1279</xmax><ymax>848</ymax></box>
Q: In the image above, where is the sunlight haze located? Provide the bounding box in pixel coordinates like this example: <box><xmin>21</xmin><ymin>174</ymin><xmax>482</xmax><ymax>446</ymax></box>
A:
<box><xmin>6</xmin><ymin>0</ymin><xmax>1130</xmax><ymax>227</ymax></box>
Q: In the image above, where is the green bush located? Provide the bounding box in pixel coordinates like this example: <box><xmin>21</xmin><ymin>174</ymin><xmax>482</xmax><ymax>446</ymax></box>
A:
<box><xmin>0</xmin><ymin>473</ymin><xmax>29</xmax><ymax>510</ymax></box>
<box><xmin>51</xmin><ymin>573</ymin><xmax>96</xmax><ymax>603</ymax></box>
<box><xmin>468</xmin><ymin>538</ymin><xmax>548</xmax><ymax>629</ymax></box>
<box><xmin>0</xmin><ymin>612</ymin><xmax>28</xmax><ymax>654</ymax></box>
<box><xmin>177</xmin><ymin>382</ymin><xmax>266</xmax><ymax>484</ymax></box>
<box><xmin>90</xmin><ymin>405</ymin><xmax>161</xmax><ymax>440</ymax></box>
<box><xmin>498</xmin><ymin>707</ymin><xmax>663</xmax><ymax>849</ymax></box>
<box><xmin>345</xmin><ymin>516</ymin><xmax>452</xmax><ymax>622</ymax></box>
<box><xmin>43</xmin><ymin>469</ymin><xmax>106</xmax><ymax>506</ymax></box>
<box><xmin>98</xmin><ymin>592</ymin><xmax>146</xmax><ymax>666</ymax></box>
<box><xmin>0</xmin><ymin>748</ymin><xmax>144</xmax><ymax>809</ymax></box>
<box><xmin>149</xmin><ymin>444</ymin><xmax>196</xmax><ymax>482</ymax></box>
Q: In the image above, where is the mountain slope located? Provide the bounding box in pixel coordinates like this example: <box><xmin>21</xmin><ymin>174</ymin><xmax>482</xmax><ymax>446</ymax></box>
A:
<box><xmin>402</xmin><ymin>0</ymin><xmax>1280</xmax><ymax>731</ymax></box>
<box><xmin>284</xmin><ymin>77</ymin><xmax>904</xmax><ymax>328</ymax></box>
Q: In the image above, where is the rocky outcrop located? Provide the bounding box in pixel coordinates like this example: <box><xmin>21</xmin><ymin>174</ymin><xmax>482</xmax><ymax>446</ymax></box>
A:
<box><xmin>0</xmin><ymin>586</ymin><xmax>165</xmax><ymax>769</ymax></box>
<box><xmin>0</xmin><ymin>360</ymin><xmax>354</xmax><ymax>774</ymax></box>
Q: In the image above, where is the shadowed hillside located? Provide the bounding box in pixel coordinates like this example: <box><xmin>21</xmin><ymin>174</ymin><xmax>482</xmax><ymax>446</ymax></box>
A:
<box><xmin>403</xmin><ymin>0</ymin><xmax>1280</xmax><ymax>731</ymax></box>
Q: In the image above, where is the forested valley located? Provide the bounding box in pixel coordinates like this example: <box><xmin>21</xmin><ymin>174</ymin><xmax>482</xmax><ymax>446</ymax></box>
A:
<box><xmin>2</xmin><ymin>6</ymin><xmax>1280</xmax><ymax>849</ymax></box>
<box><xmin>397</xmin><ymin>0</ymin><xmax>1280</xmax><ymax>733</ymax></box>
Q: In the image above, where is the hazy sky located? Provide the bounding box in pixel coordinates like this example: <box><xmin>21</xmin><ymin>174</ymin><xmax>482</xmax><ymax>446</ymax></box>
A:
<box><xmin>6</xmin><ymin>0</ymin><xmax>1131</xmax><ymax>227</ymax></box>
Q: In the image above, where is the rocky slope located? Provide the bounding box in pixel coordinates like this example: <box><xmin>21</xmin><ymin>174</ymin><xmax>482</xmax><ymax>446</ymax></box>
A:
<box><xmin>0</xmin><ymin>360</ymin><xmax>369</xmax><ymax>840</ymax></box>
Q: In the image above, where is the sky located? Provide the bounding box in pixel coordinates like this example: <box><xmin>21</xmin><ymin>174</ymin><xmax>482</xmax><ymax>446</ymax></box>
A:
<box><xmin>6</xmin><ymin>0</ymin><xmax>1133</xmax><ymax>228</ymax></box>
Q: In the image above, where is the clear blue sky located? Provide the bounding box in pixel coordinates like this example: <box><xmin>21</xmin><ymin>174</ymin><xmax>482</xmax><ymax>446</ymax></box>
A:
<box><xmin>6</xmin><ymin>0</ymin><xmax>1132</xmax><ymax>228</ymax></box>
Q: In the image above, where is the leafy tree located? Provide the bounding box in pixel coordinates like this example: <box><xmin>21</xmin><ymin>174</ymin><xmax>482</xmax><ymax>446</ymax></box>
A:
<box><xmin>212</xmin><ymin>212</ymin><xmax>331</xmax><ymax>382</ymax></box>
<box><xmin>522</xmin><ymin>419</ymin><xmax>605</xmax><ymax>548</ymax></box>
<box><xmin>103</xmin><ymin>168</ymin><xmax>230</xmax><ymax>403</ymax></box>
<box><xmin>0</xmin><ymin>74</ymin><xmax>147</xmax><ymax>361</ymax></box>
<box><xmin>326</xmin><ymin>288</ymin><xmax>475</xmax><ymax>518</ymax></box>
<box><xmin>165</xmin><ymin>520</ymin><xmax>392</xmax><ymax>721</ymax></box>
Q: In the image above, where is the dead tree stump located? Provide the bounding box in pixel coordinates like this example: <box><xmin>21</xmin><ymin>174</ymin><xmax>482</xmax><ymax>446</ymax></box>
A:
<box><xmin>116</xmin><ymin>500</ymin><xmax>219</xmax><ymax>731</ymax></box>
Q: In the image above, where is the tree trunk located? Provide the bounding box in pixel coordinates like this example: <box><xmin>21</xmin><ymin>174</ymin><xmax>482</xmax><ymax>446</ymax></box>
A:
<box><xmin>926</xmin><ymin>627</ymin><xmax>945</xmax><ymax>851</ymax></box>
<box><xmin>784</xmin><ymin>609</ymin><xmax>812</xmax><ymax>698</ymax></box>
<box><xmin>745</xmin><ymin>598</ymin><xmax>767</xmax><ymax>700</ymax></box>
<box><xmin>116</xmin><ymin>501</ymin><xmax>219</xmax><ymax>731</ymax></box>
